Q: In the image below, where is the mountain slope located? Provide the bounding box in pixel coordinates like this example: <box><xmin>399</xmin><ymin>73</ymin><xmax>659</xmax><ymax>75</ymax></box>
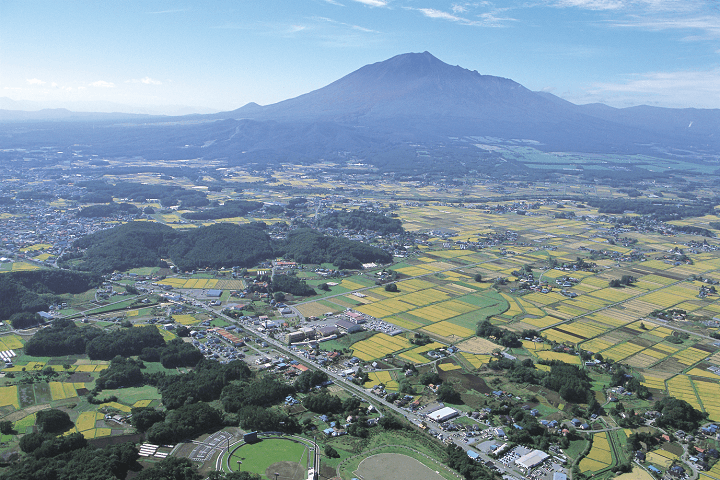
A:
<box><xmin>1</xmin><ymin>52</ymin><xmax>718</xmax><ymax>169</ymax></box>
<box><xmin>222</xmin><ymin>52</ymin><xmax>719</xmax><ymax>151</ymax></box>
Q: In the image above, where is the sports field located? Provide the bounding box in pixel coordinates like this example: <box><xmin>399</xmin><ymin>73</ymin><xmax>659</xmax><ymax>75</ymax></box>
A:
<box><xmin>228</xmin><ymin>438</ymin><xmax>308</xmax><ymax>479</ymax></box>
<box><xmin>355</xmin><ymin>453</ymin><xmax>446</xmax><ymax>480</ymax></box>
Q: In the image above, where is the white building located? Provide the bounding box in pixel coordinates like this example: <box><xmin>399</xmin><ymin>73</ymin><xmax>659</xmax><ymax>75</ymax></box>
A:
<box><xmin>427</xmin><ymin>407</ymin><xmax>459</xmax><ymax>423</ymax></box>
<box><xmin>515</xmin><ymin>450</ymin><xmax>550</xmax><ymax>471</ymax></box>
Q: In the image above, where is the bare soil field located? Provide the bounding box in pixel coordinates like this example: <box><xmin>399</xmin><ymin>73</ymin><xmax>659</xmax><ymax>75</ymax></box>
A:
<box><xmin>355</xmin><ymin>453</ymin><xmax>445</xmax><ymax>480</ymax></box>
<box><xmin>438</xmin><ymin>368</ymin><xmax>491</xmax><ymax>394</ymax></box>
<box><xmin>456</xmin><ymin>337</ymin><xmax>499</xmax><ymax>354</ymax></box>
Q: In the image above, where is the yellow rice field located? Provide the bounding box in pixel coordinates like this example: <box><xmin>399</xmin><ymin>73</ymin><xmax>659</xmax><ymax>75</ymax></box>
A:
<box><xmin>49</xmin><ymin>382</ymin><xmax>77</xmax><ymax>400</ymax></box>
<box><xmin>422</xmin><ymin>321</ymin><xmax>474</xmax><ymax>339</ymax></box>
<box><xmin>351</xmin><ymin>333</ymin><xmax>411</xmax><ymax>361</ymax></box>
<box><xmin>460</xmin><ymin>353</ymin><xmax>491</xmax><ymax>369</ymax></box>
<box><xmin>666</xmin><ymin>375</ymin><xmax>702</xmax><ymax>411</ymax></box>
<box><xmin>98</xmin><ymin>401</ymin><xmax>132</xmax><ymax>413</ymax></box>
<box><xmin>438</xmin><ymin>363</ymin><xmax>462</xmax><ymax>371</ymax></box>
<box><xmin>173</xmin><ymin>314</ymin><xmax>198</xmax><ymax>325</ymax></box>
<box><xmin>579</xmin><ymin>432</ymin><xmax>612</xmax><ymax>473</ymax></box>
<box><xmin>0</xmin><ymin>335</ymin><xmax>23</xmax><ymax>350</ymax></box>
<box><xmin>76</xmin><ymin>412</ymin><xmax>104</xmax><ymax>431</ymax></box>
<box><xmin>0</xmin><ymin>386</ymin><xmax>19</xmax><ymax>409</ymax></box>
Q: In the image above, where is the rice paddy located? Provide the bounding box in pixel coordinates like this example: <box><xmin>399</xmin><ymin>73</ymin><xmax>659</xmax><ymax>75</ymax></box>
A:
<box><xmin>579</xmin><ymin>432</ymin><xmax>613</xmax><ymax>473</ymax></box>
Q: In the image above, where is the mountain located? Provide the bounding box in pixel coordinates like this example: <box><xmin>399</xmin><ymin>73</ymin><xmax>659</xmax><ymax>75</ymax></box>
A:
<box><xmin>220</xmin><ymin>52</ymin><xmax>719</xmax><ymax>151</ymax></box>
<box><xmin>0</xmin><ymin>52</ymin><xmax>718</xmax><ymax>172</ymax></box>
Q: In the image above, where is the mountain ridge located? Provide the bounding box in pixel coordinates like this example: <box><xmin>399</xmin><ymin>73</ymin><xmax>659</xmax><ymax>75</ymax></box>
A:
<box><xmin>0</xmin><ymin>52</ymin><xmax>718</xmax><ymax>169</ymax></box>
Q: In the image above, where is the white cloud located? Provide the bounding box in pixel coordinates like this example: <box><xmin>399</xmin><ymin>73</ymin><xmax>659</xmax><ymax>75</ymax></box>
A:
<box><xmin>89</xmin><ymin>80</ymin><xmax>115</xmax><ymax>88</ymax></box>
<box><xmin>612</xmin><ymin>15</ymin><xmax>720</xmax><ymax>39</ymax></box>
<box><xmin>26</xmin><ymin>78</ymin><xmax>45</xmax><ymax>85</ymax></box>
<box><xmin>350</xmin><ymin>0</ymin><xmax>387</xmax><ymax>6</ymax></box>
<box><xmin>322</xmin><ymin>0</ymin><xmax>344</xmax><ymax>5</ymax></box>
<box><xmin>418</xmin><ymin>8</ymin><xmax>465</xmax><ymax>21</ymax></box>
<box><xmin>549</xmin><ymin>0</ymin><xmax>709</xmax><ymax>13</ymax></box>
<box><xmin>552</xmin><ymin>0</ymin><xmax>625</xmax><ymax>10</ymax></box>
<box><xmin>409</xmin><ymin>6</ymin><xmax>514</xmax><ymax>26</ymax></box>
<box><xmin>581</xmin><ymin>68</ymin><xmax>720</xmax><ymax>108</ymax></box>
<box><xmin>127</xmin><ymin>76</ymin><xmax>162</xmax><ymax>85</ymax></box>
<box><xmin>314</xmin><ymin>16</ymin><xmax>379</xmax><ymax>33</ymax></box>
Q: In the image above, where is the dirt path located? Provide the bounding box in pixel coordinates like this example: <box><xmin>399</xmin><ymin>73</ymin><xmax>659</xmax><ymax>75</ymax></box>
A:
<box><xmin>4</xmin><ymin>403</ymin><xmax>51</xmax><ymax>422</ymax></box>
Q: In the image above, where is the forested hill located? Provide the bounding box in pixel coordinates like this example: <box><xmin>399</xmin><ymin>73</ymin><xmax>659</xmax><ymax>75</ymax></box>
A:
<box><xmin>69</xmin><ymin>221</ymin><xmax>273</xmax><ymax>273</ymax></box>
<box><xmin>277</xmin><ymin>228</ymin><xmax>393</xmax><ymax>269</ymax></box>
<box><xmin>0</xmin><ymin>270</ymin><xmax>103</xmax><ymax>319</ymax></box>
<box><xmin>317</xmin><ymin>210</ymin><xmax>404</xmax><ymax>235</ymax></box>
<box><xmin>66</xmin><ymin>221</ymin><xmax>393</xmax><ymax>274</ymax></box>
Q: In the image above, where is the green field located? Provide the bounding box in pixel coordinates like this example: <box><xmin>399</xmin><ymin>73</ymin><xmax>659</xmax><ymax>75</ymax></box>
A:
<box><xmin>98</xmin><ymin>386</ymin><xmax>161</xmax><ymax>405</ymax></box>
<box><xmin>228</xmin><ymin>438</ymin><xmax>308</xmax><ymax>477</ymax></box>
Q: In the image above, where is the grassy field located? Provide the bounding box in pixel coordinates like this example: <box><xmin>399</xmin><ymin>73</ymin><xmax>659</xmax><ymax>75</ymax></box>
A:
<box><xmin>228</xmin><ymin>438</ymin><xmax>307</xmax><ymax>476</ymax></box>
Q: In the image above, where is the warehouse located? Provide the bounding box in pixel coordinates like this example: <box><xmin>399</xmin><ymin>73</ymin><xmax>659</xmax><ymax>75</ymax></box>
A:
<box><xmin>515</xmin><ymin>450</ymin><xmax>550</xmax><ymax>471</ymax></box>
<box><xmin>427</xmin><ymin>406</ymin><xmax>459</xmax><ymax>423</ymax></box>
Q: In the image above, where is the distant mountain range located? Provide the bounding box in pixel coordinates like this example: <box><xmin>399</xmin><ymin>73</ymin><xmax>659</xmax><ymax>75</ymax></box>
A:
<box><xmin>1</xmin><ymin>52</ymin><xmax>718</xmax><ymax>171</ymax></box>
<box><xmin>0</xmin><ymin>97</ymin><xmax>218</xmax><ymax>118</ymax></box>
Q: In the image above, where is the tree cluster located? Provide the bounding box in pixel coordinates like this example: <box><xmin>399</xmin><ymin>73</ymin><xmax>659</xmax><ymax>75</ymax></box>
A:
<box><xmin>147</xmin><ymin>402</ymin><xmax>223</xmax><ymax>444</ymax></box>
<box><xmin>317</xmin><ymin>209</ymin><xmax>404</xmax><ymax>235</ymax></box>
<box><xmin>150</xmin><ymin>359</ymin><xmax>252</xmax><ymax>410</ymax></box>
<box><xmin>608</xmin><ymin>275</ymin><xmax>635</xmax><ymax>288</ymax></box>
<box><xmin>77</xmin><ymin>202</ymin><xmax>140</xmax><ymax>218</ymax></box>
<box><xmin>221</xmin><ymin>376</ymin><xmax>293</xmax><ymax>413</ymax></box>
<box><xmin>72</xmin><ymin>221</ymin><xmax>274</xmax><ymax>274</ymax></box>
<box><xmin>294</xmin><ymin>369</ymin><xmax>328</xmax><ymax>392</ymax></box>
<box><xmin>446</xmin><ymin>444</ymin><xmax>493</xmax><ymax>480</ymax></box>
<box><xmin>475</xmin><ymin>319</ymin><xmax>521</xmax><ymax>348</ymax></box>
<box><xmin>139</xmin><ymin>338</ymin><xmax>204</xmax><ymax>368</ymax></box>
<box><xmin>278</xmin><ymin>228</ymin><xmax>392</xmax><ymax>269</ymax></box>
<box><xmin>303</xmin><ymin>392</ymin><xmax>343</xmax><ymax>414</ymax></box>
<box><xmin>25</xmin><ymin>319</ymin><xmax>101</xmax><ymax>356</ymax></box>
<box><xmin>0</xmin><ymin>270</ymin><xmax>102</xmax><ymax>320</ymax></box>
<box><xmin>181</xmin><ymin>200</ymin><xmax>263</xmax><ymax>220</ymax></box>
<box><xmin>653</xmin><ymin>397</ymin><xmax>707</xmax><ymax>431</ymax></box>
<box><xmin>4</xmin><ymin>439</ymin><xmax>139</xmax><ymax>480</ymax></box>
<box><xmin>585</xmin><ymin>198</ymin><xmax>716</xmax><ymax>221</ymax></box>
<box><xmin>72</xmin><ymin>180</ymin><xmax>209</xmax><ymax>208</ymax></box>
<box><xmin>271</xmin><ymin>274</ymin><xmax>316</xmax><ymax>297</ymax></box>
<box><xmin>95</xmin><ymin>356</ymin><xmax>146</xmax><ymax>390</ymax></box>
<box><xmin>489</xmin><ymin>358</ymin><xmax>592</xmax><ymax>403</ymax></box>
<box><xmin>86</xmin><ymin>325</ymin><xmax>166</xmax><ymax>360</ymax></box>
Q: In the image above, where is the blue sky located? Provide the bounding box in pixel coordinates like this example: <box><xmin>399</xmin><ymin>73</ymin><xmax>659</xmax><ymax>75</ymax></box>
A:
<box><xmin>1</xmin><ymin>0</ymin><xmax>719</xmax><ymax>113</ymax></box>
